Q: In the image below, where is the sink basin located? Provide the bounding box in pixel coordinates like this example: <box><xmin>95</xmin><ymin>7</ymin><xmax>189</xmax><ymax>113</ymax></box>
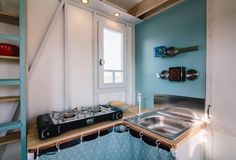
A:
<box><xmin>126</xmin><ymin>111</ymin><xmax>196</xmax><ymax>140</ymax></box>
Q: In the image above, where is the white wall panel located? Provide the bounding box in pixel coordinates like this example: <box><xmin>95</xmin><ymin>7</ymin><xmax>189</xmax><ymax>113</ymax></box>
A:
<box><xmin>211</xmin><ymin>0</ymin><xmax>236</xmax><ymax>129</ymax></box>
<box><xmin>1</xmin><ymin>142</ymin><xmax>20</xmax><ymax>160</ymax></box>
<box><xmin>207</xmin><ymin>0</ymin><xmax>236</xmax><ymax>159</ymax></box>
<box><xmin>67</xmin><ymin>5</ymin><xmax>93</xmax><ymax>107</ymax></box>
<box><xmin>27</xmin><ymin>0</ymin><xmax>64</xmax><ymax>119</ymax></box>
<box><xmin>212</xmin><ymin>132</ymin><xmax>236</xmax><ymax>160</ymax></box>
<box><xmin>176</xmin><ymin>131</ymin><xmax>204</xmax><ymax>160</ymax></box>
<box><xmin>126</xmin><ymin>26</ymin><xmax>134</xmax><ymax>105</ymax></box>
<box><xmin>27</xmin><ymin>0</ymin><xmax>60</xmax><ymax>64</ymax></box>
<box><xmin>98</xmin><ymin>91</ymin><xmax>126</xmax><ymax>104</ymax></box>
<box><xmin>0</xmin><ymin>22</ymin><xmax>18</xmax><ymax>36</ymax></box>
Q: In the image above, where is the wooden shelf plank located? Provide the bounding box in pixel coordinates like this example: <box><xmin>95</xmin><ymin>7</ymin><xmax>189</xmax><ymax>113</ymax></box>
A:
<box><xmin>0</xmin><ymin>96</ymin><xmax>20</xmax><ymax>103</ymax></box>
<box><xmin>0</xmin><ymin>12</ymin><xmax>19</xmax><ymax>25</ymax></box>
<box><xmin>0</xmin><ymin>121</ymin><xmax>21</xmax><ymax>132</ymax></box>
<box><xmin>0</xmin><ymin>131</ymin><xmax>21</xmax><ymax>146</ymax></box>
<box><xmin>0</xmin><ymin>55</ymin><xmax>19</xmax><ymax>61</ymax></box>
<box><xmin>0</xmin><ymin>79</ymin><xmax>20</xmax><ymax>86</ymax></box>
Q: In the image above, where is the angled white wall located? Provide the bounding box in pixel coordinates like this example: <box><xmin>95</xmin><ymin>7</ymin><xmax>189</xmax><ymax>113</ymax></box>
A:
<box><xmin>27</xmin><ymin>0</ymin><xmax>64</xmax><ymax>119</ymax></box>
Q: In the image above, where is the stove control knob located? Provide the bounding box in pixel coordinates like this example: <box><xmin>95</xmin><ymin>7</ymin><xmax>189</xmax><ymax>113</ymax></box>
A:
<box><xmin>116</xmin><ymin>112</ymin><xmax>122</xmax><ymax>120</ymax></box>
<box><xmin>41</xmin><ymin>127</ymin><xmax>49</xmax><ymax>139</ymax></box>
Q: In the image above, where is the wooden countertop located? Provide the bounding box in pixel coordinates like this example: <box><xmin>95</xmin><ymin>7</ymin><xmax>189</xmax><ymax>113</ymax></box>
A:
<box><xmin>27</xmin><ymin>106</ymin><xmax>205</xmax><ymax>152</ymax></box>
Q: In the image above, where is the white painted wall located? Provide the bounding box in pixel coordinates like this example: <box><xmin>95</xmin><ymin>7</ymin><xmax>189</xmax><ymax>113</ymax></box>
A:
<box><xmin>27</xmin><ymin>0</ymin><xmax>64</xmax><ymax>120</ymax></box>
<box><xmin>207</xmin><ymin>0</ymin><xmax>236</xmax><ymax>159</ymax></box>
<box><xmin>67</xmin><ymin>4</ymin><xmax>94</xmax><ymax>107</ymax></box>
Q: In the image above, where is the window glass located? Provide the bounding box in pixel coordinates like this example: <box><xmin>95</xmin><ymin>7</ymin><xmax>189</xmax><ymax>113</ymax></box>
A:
<box><xmin>104</xmin><ymin>71</ymin><xmax>113</xmax><ymax>84</ymax></box>
<box><xmin>98</xmin><ymin>24</ymin><xmax>126</xmax><ymax>88</ymax></box>
<box><xmin>115</xmin><ymin>72</ymin><xmax>123</xmax><ymax>83</ymax></box>
<box><xmin>103</xmin><ymin>28</ymin><xmax>123</xmax><ymax>71</ymax></box>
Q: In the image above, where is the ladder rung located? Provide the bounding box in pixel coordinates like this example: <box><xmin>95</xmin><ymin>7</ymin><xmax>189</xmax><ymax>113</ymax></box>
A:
<box><xmin>0</xmin><ymin>79</ymin><xmax>20</xmax><ymax>86</ymax></box>
<box><xmin>0</xmin><ymin>96</ymin><xmax>20</xmax><ymax>103</ymax></box>
<box><xmin>0</xmin><ymin>34</ymin><xmax>20</xmax><ymax>41</ymax></box>
<box><xmin>0</xmin><ymin>55</ymin><xmax>19</xmax><ymax>61</ymax></box>
<box><xmin>0</xmin><ymin>131</ymin><xmax>20</xmax><ymax>146</ymax></box>
<box><xmin>0</xmin><ymin>121</ymin><xmax>21</xmax><ymax>132</ymax></box>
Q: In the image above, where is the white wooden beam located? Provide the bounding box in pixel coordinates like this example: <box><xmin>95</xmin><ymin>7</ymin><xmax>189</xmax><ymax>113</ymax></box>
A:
<box><xmin>92</xmin><ymin>11</ymin><xmax>97</xmax><ymax>105</ymax></box>
<box><xmin>63</xmin><ymin>0</ymin><xmax>70</xmax><ymax>111</ymax></box>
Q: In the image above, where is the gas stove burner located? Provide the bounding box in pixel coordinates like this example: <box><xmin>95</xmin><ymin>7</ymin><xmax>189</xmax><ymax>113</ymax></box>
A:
<box><xmin>63</xmin><ymin>111</ymin><xmax>75</xmax><ymax>118</ymax></box>
<box><xmin>79</xmin><ymin>107</ymin><xmax>90</xmax><ymax>114</ymax></box>
<box><xmin>37</xmin><ymin>105</ymin><xmax>123</xmax><ymax>140</ymax></box>
<box><xmin>78</xmin><ymin>105</ymin><xmax>102</xmax><ymax>114</ymax></box>
<box><xmin>50</xmin><ymin>108</ymin><xmax>77</xmax><ymax>119</ymax></box>
<box><xmin>90</xmin><ymin>105</ymin><xmax>102</xmax><ymax>113</ymax></box>
<box><xmin>62</xmin><ymin>108</ymin><xmax>77</xmax><ymax>118</ymax></box>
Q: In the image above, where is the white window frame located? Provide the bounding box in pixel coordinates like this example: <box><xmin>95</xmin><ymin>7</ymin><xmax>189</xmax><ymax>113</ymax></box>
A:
<box><xmin>98</xmin><ymin>20</ymin><xmax>127</xmax><ymax>89</ymax></box>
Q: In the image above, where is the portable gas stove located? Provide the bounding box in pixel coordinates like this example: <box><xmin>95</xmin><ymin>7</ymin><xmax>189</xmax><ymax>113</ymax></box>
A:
<box><xmin>37</xmin><ymin>105</ymin><xmax>123</xmax><ymax>140</ymax></box>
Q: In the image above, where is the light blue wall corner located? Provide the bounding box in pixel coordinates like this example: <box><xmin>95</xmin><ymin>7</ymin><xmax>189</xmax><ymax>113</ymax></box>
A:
<box><xmin>135</xmin><ymin>0</ymin><xmax>206</xmax><ymax>108</ymax></box>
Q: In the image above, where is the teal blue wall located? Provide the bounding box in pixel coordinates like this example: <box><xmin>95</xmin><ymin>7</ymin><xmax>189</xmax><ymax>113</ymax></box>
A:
<box><xmin>135</xmin><ymin>0</ymin><xmax>206</xmax><ymax>108</ymax></box>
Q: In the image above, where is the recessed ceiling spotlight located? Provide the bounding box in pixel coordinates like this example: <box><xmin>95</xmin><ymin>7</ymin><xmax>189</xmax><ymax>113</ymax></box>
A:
<box><xmin>81</xmin><ymin>0</ymin><xmax>89</xmax><ymax>4</ymax></box>
<box><xmin>113</xmin><ymin>13</ymin><xmax>120</xmax><ymax>17</ymax></box>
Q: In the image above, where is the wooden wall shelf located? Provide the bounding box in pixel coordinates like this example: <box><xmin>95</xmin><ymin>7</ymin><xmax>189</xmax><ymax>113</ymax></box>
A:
<box><xmin>0</xmin><ymin>12</ymin><xmax>19</xmax><ymax>25</ymax></box>
<box><xmin>0</xmin><ymin>55</ymin><xmax>19</xmax><ymax>61</ymax></box>
<box><xmin>0</xmin><ymin>96</ymin><xmax>20</xmax><ymax>103</ymax></box>
<box><xmin>0</xmin><ymin>131</ymin><xmax>21</xmax><ymax>146</ymax></box>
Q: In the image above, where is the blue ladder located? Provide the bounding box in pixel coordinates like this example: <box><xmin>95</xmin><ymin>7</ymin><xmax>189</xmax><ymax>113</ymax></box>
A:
<box><xmin>0</xmin><ymin>0</ymin><xmax>27</xmax><ymax>159</ymax></box>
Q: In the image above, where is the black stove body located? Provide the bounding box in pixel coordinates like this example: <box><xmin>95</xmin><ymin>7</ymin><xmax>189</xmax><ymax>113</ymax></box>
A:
<box><xmin>37</xmin><ymin>105</ymin><xmax>123</xmax><ymax>140</ymax></box>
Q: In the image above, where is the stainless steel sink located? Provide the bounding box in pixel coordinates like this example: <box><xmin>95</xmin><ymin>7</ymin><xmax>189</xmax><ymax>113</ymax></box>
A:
<box><xmin>126</xmin><ymin>110</ymin><xmax>197</xmax><ymax>140</ymax></box>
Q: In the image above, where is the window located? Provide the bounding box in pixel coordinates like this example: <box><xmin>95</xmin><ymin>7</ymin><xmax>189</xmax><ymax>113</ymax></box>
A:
<box><xmin>98</xmin><ymin>22</ymin><xmax>126</xmax><ymax>88</ymax></box>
